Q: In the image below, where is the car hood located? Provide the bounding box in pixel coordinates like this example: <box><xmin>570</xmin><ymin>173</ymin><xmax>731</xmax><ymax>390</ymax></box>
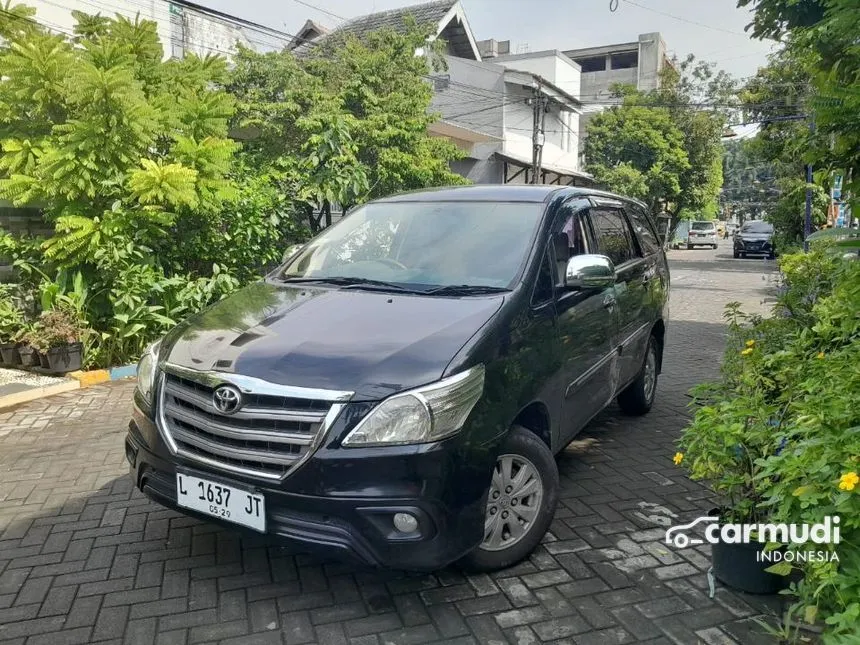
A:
<box><xmin>161</xmin><ymin>281</ymin><xmax>504</xmax><ymax>400</ymax></box>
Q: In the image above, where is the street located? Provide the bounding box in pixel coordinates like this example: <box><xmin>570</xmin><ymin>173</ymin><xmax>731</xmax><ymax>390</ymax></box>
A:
<box><xmin>0</xmin><ymin>243</ymin><xmax>782</xmax><ymax>645</ymax></box>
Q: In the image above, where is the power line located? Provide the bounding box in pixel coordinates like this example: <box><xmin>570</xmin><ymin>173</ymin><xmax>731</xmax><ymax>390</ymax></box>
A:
<box><xmin>619</xmin><ymin>0</ymin><xmax>751</xmax><ymax>37</ymax></box>
<box><xmin>291</xmin><ymin>0</ymin><xmax>345</xmax><ymax>23</ymax></box>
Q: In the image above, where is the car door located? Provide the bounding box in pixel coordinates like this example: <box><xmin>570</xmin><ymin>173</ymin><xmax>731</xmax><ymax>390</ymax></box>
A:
<box><xmin>552</xmin><ymin>199</ymin><xmax>619</xmax><ymax>445</ymax></box>
<box><xmin>586</xmin><ymin>203</ymin><xmax>650</xmax><ymax>389</ymax></box>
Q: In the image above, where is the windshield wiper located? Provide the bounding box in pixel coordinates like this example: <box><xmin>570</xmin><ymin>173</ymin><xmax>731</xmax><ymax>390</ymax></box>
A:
<box><xmin>422</xmin><ymin>285</ymin><xmax>511</xmax><ymax>296</ymax></box>
<box><xmin>277</xmin><ymin>276</ymin><xmax>417</xmax><ymax>293</ymax></box>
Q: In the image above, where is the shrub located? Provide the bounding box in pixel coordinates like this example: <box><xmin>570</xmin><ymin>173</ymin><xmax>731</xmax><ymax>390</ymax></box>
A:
<box><xmin>678</xmin><ymin>247</ymin><xmax>860</xmax><ymax>640</ymax></box>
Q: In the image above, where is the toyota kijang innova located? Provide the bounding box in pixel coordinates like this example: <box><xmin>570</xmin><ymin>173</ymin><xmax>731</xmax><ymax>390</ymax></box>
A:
<box><xmin>127</xmin><ymin>185</ymin><xmax>669</xmax><ymax>571</ymax></box>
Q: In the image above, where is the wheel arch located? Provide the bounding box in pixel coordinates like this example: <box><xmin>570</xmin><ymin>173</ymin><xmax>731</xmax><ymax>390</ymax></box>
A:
<box><xmin>511</xmin><ymin>401</ymin><xmax>552</xmax><ymax>451</ymax></box>
<box><xmin>651</xmin><ymin>319</ymin><xmax>666</xmax><ymax>374</ymax></box>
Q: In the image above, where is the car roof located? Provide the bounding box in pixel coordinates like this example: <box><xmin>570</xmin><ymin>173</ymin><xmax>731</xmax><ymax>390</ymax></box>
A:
<box><xmin>373</xmin><ymin>184</ymin><xmax>647</xmax><ymax>208</ymax></box>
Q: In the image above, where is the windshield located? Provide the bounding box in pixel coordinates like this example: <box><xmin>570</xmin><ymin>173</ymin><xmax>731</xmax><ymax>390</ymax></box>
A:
<box><xmin>691</xmin><ymin>221</ymin><xmax>715</xmax><ymax>231</ymax></box>
<box><xmin>279</xmin><ymin>201</ymin><xmax>544</xmax><ymax>290</ymax></box>
<box><xmin>741</xmin><ymin>221</ymin><xmax>774</xmax><ymax>234</ymax></box>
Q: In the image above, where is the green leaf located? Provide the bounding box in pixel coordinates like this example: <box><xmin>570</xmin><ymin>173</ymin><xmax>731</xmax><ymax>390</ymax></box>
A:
<box><xmin>764</xmin><ymin>561</ymin><xmax>792</xmax><ymax>576</ymax></box>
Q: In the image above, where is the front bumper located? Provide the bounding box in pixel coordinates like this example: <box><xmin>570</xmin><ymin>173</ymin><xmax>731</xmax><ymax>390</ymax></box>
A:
<box><xmin>127</xmin><ymin>401</ymin><xmax>491</xmax><ymax>570</ymax></box>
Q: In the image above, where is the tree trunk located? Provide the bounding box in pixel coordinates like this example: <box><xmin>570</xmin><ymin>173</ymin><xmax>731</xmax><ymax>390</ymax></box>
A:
<box><xmin>323</xmin><ymin>201</ymin><xmax>332</xmax><ymax>228</ymax></box>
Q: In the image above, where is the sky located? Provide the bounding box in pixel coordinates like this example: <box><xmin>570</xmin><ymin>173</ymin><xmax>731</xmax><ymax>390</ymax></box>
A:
<box><xmin>198</xmin><ymin>0</ymin><xmax>779</xmax><ymax>82</ymax></box>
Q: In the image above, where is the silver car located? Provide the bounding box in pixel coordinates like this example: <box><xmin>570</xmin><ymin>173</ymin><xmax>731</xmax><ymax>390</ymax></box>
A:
<box><xmin>686</xmin><ymin>221</ymin><xmax>718</xmax><ymax>249</ymax></box>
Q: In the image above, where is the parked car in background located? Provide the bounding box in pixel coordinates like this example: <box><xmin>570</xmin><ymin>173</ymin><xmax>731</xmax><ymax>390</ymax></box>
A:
<box><xmin>687</xmin><ymin>221</ymin><xmax>719</xmax><ymax>249</ymax></box>
<box><xmin>127</xmin><ymin>185</ymin><xmax>670</xmax><ymax>572</ymax></box>
<box><xmin>733</xmin><ymin>220</ymin><xmax>775</xmax><ymax>259</ymax></box>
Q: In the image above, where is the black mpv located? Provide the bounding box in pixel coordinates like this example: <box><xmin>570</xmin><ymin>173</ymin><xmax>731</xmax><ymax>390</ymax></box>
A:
<box><xmin>127</xmin><ymin>185</ymin><xmax>670</xmax><ymax>571</ymax></box>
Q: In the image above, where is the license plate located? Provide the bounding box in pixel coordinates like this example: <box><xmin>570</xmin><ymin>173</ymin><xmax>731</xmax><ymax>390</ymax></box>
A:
<box><xmin>176</xmin><ymin>472</ymin><xmax>266</xmax><ymax>532</ymax></box>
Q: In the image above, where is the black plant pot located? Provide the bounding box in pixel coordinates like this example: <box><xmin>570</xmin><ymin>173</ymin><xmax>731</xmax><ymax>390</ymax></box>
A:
<box><xmin>44</xmin><ymin>343</ymin><xmax>82</xmax><ymax>374</ymax></box>
<box><xmin>711</xmin><ymin>538</ymin><xmax>789</xmax><ymax>594</ymax></box>
<box><xmin>18</xmin><ymin>345</ymin><xmax>38</xmax><ymax>368</ymax></box>
<box><xmin>0</xmin><ymin>343</ymin><xmax>20</xmax><ymax>367</ymax></box>
<box><xmin>38</xmin><ymin>351</ymin><xmax>50</xmax><ymax>369</ymax></box>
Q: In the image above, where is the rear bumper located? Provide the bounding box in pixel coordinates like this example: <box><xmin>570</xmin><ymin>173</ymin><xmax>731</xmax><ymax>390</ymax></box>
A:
<box><xmin>126</xmin><ymin>404</ymin><xmax>489</xmax><ymax>570</ymax></box>
<box><xmin>687</xmin><ymin>235</ymin><xmax>717</xmax><ymax>246</ymax></box>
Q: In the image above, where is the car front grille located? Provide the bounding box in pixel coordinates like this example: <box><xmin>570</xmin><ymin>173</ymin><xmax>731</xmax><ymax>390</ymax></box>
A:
<box><xmin>157</xmin><ymin>366</ymin><xmax>351</xmax><ymax>481</ymax></box>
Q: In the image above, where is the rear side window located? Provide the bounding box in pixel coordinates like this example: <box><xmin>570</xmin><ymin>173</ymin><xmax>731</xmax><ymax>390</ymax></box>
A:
<box><xmin>588</xmin><ymin>208</ymin><xmax>638</xmax><ymax>266</ymax></box>
<box><xmin>627</xmin><ymin>206</ymin><xmax>660</xmax><ymax>255</ymax></box>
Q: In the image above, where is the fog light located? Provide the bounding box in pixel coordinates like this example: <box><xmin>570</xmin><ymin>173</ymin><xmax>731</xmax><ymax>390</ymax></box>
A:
<box><xmin>393</xmin><ymin>512</ymin><xmax>418</xmax><ymax>534</ymax></box>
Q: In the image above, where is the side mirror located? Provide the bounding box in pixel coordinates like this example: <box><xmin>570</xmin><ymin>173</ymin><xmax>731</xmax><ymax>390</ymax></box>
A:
<box><xmin>565</xmin><ymin>254</ymin><xmax>616</xmax><ymax>290</ymax></box>
<box><xmin>282</xmin><ymin>244</ymin><xmax>303</xmax><ymax>264</ymax></box>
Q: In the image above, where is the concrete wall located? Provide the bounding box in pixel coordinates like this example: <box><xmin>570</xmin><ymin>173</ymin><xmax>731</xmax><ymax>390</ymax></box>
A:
<box><xmin>25</xmin><ymin>0</ymin><xmax>252</xmax><ymax>59</ymax></box>
<box><xmin>493</xmin><ymin>52</ymin><xmax>581</xmax><ymax>99</ymax></box>
<box><xmin>580</xmin><ymin>67</ymin><xmax>638</xmax><ymax>101</ymax></box>
<box><xmin>430</xmin><ymin>57</ymin><xmax>506</xmax><ymax>140</ymax></box>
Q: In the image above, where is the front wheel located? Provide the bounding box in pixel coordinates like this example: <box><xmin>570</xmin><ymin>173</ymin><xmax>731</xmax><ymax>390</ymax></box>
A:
<box><xmin>459</xmin><ymin>427</ymin><xmax>559</xmax><ymax>572</ymax></box>
<box><xmin>617</xmin><ymin>335</ymin><xmax>659</xmax><ymax>415</ymax></box>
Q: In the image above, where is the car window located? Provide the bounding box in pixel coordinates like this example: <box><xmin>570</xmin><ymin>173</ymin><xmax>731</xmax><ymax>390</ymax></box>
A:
<box><xmin>691</xmin><ymin>222</ymin><xmax>716</xmax><ymax>231</ymax></box>
<box><xmin>741</xmin><ymin>221</ymin><xmax>774</xmax><ymax>234</ymax></box>
<box><xmin>281</xmin><ymin>201</ymin><xmax>544</xmax><ymax>289</ymax></box>
<box><xmin>588</xmin><ymin>208</ymin><xmax>638</xmax><ymax>265</ymax></box>
<box><xmin>531</xmin><ymin>248</ymin><xmax>554</xmax><ymax>306</ymax></box>
<box><xmin>627</xmin><ymin>206</ymin><xmax>661</xmax><ymax>255</ymax></box>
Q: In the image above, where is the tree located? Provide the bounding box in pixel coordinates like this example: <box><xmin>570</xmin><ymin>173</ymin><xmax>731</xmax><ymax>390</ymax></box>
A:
<box><xmin>0</xmin><ymin>6</ymin><xmax>242</xmax><ymax>364</ymax></box>
<box><xmin>738</xmin><ymin>0</ymin><xmax>860</xmax><ymax>213</ymax></box>
<box><xmin>585</xmin><ymin>104</ymin><xmax>689</xmax><ymax>212</ymax></box>
<box><xmin>585</xmin><ymin>56</ymin><xmax>730</xmax><ymax>231</ymax></box>
<box><xmin>226</xmin><ymin>22</ymin><xmax>465</xmax><ymax>232</ymax></box>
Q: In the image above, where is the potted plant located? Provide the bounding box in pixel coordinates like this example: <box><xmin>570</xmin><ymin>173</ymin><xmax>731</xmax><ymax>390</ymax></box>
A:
<box><xmin>0</xmin><ymin>301</ymin><xmax>24</xmax><ymax>366</ymax></box>
<box><xmin>25</xmin><ymin>308</ymin><xmax>86</xmax><ymax>374</ymax></box>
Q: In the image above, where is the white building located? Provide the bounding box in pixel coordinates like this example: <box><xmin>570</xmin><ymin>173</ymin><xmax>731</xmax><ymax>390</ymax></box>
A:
<box><xmin>22</xmin><ymin>0</ymin><xmax>286</xmax><ymax>59</ymax></box>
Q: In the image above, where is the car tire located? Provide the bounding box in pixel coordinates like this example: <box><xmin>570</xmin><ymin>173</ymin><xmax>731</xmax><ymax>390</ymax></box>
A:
<box><xmin>686</xmin><ymin>244</ymin><xmax>693</xmax><ymax>250</ymax></box>
<box><xmin>733</xmin><ymin>250</ymin><xmax>740</xmax><ymax>259</ymax></box>
<box><xmin>712</xmin><ymin>244</ymin><xmax>718</xmax><ymax>249</ymax></box>
<box><xmin>459</xmin><ymin>426</ymin><xmax>559</xmax><ymax>572</ymax></box>
<box><xmin>617</xmin><ymin>335</ymin><xmax>659</xmax><ymax>416</ymax></box>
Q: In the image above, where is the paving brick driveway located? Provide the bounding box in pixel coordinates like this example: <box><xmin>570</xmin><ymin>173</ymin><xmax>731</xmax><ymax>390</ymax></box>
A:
<box><xmin>0</xmin><ymin>243</ymin><xmax>783</xmax><ymax>645</ymax></box>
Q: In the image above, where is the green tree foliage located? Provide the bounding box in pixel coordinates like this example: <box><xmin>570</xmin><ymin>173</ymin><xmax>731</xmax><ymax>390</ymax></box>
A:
<box><xmin>227</xmin><ymin>22</ymin><xmax>465</xmax><ymax>232</ymax></box>
<box><xmin>0</xmin><ymin>7</ymin><xmax>243</xmax><ymax>365</ymax></box>
<box><xmin>585</xmin><ymin>57</ymin><xmax>729</xmax><ymax>229</ymax></box>
<box><xmin>738</xmin><ymin>0</ymin><xmax>860</xmax><ymax>213</ymax></box>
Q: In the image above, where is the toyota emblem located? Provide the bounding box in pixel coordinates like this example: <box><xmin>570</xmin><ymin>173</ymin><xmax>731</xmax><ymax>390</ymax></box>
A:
<box><xmin>213</xmin><ymin>385</ymin><xmax>242</xmax><ymax>414</ymax></box>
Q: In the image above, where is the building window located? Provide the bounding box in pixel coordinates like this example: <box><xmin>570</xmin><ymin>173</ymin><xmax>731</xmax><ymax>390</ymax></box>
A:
<box><xmin>610</xmin><ymin>51</ymin><xmax>638</xmax><ymax>70</ymax></box>
<box><xmin>576</xmin><ymin>56</ymin><xmax>606</xmax><ymax>73</ymax></box>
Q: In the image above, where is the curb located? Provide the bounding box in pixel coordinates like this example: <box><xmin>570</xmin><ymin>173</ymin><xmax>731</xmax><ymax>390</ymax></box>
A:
<box><xmin>0</xmin><ymin>379</ymin><xmax>80</xmax><ymax>410</ymax></box>
<box><xmin>0</xmin><ymin>363</ymin><xmax>136</xmax><ymax>410</ymax></box>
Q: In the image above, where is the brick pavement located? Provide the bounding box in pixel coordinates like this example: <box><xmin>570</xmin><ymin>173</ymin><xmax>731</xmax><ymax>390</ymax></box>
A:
<box><xmin>0</xmin><ymin>244</ymin><xmax>783</xmax><ymax>645</ymax></box>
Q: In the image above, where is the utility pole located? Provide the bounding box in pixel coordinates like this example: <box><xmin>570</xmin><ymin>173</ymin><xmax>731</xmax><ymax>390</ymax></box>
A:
<box><xmin>530</xmin><ymin>80</ymin><xmax>547</xmax><ymax>184</ymax></box>
<box><xmin>803</xmin><ymin>117</ymin><xmax>815</xmax><ymax>251</ymax></box>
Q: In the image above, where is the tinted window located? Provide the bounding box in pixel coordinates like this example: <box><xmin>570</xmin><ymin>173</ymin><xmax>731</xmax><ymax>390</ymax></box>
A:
<box><xmin>589</xmin><ymin>208</ymin><xmax>637</xmax><ymax>265</ymax></box>
<box><xmin>532</xmin><ymin>249</ymin><xmax>554</xmax><ymax>305</ymax></box>
<box><xmin>282</xmin><ymin>202</ymin><xmax>544</xmax><ymax>289</ymax></box>
<box><xmin>691</xmin><ymin>221</ymin><xmax>716</xmax><ymax>231</ymax></box>
<box><xmin>741</xmin><ymin>221</ymin><xmax>774</xmax><ymax>234</ymax></box>
<box><xmin>627</xmin><ymin>206</ymin><xmax>660</xmax><ymax>255</ymax></box>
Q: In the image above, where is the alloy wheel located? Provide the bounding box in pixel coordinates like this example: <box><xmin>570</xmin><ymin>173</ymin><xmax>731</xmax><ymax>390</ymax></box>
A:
<box><xmin>481</xmin><ymin>454</ymin><xmax>544</xmax><ymax>551</ymax></box>
<box><xmin>643</xmin><ymin>344</ymin><xmax>657</xmax><ymax>403</ymax></box>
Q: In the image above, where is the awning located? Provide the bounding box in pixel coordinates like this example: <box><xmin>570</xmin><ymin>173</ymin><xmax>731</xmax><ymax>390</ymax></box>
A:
<box><xmin>496</xmin><ymin>151</ymin><xmax>594</xmax><ymax>186</ymax></box>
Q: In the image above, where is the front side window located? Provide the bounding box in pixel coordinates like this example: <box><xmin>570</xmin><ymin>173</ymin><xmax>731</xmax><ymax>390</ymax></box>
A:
<box><xmin>281</xmin><ymin>201</ymin><xmax>544</xmax><ymax>290</ymax></box>
<box><xmin>588</xmin><ymin>208</ymin><xmax>638</xmax><ymax>266</ymax></box>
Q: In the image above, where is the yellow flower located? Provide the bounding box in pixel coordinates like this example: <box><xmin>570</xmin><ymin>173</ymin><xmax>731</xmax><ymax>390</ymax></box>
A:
<box><xmin>838</xmin><ymin>472</ymin><xmax>859</xmax><ymax>492</ymax></box>
<box><xmin>745</xmin><ymin>339</ymin><xmax>756</xmax><ymax>347</ymax></box>
<box><xmin>673</xmin><ymin>452</ymin><xmax>684</xmax><ymax>466</ymax></box>
<box><xmin>741</xmin><ymin>348</ymin><xmax>754</xmax><ymax>356</ymax></box>
<box><xmin>817</xmin><ymin>352</ymin><xmax>825</xmax><ymax>359</ymax></box>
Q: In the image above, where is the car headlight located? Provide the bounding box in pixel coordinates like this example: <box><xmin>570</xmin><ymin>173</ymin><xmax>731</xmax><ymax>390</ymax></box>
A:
<box><xmin>136</xmin><ymin>340</ymin><xmax>161</xmax><ymax>404</ymax></box>
<box><xmin>342</xmin><ymin>365</ymin><xmax>485</xmax><ymax>447</ymax></box>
